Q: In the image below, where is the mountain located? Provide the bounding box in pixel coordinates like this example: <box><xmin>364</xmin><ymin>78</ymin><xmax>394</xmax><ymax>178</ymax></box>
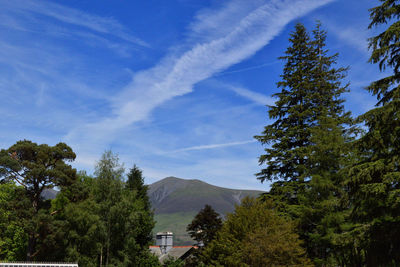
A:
<box><xmin>148</xmin><ymin>176</ymin><xmax>263</xmax><ymax>215</ymax></box>
<box><xmin>148</xmin><ymin>177</ymin><xmax>264</xmax><ymax>245</ymax></box>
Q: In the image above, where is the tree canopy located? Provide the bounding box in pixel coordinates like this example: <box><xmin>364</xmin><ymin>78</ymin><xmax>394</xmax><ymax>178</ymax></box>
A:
<box><xmin>201</xmin><ymin>197</ymin><xmax>313</xmax><ymax>267</ymax></box>
<box><xmin>0</xmin><ymin>144</ymin><xmax>157</xmax><ymax>266</ymax></box>
<box><xmin>0</xmin><ymin>140</ymin><xmax>77</xmax><ymax>261</ymax></box>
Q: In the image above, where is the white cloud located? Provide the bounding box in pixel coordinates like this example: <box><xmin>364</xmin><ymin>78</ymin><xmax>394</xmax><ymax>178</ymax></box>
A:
<box><xmin>0</xmin><ymin>0</ymin><xmax>148</xmax><ymax>47</ymax></box>
<box><xmin>170</xmin><ymin>140</ymin><xmax>256</xmax><ymax>153</ymax></box>
<box><xmin>229</xmin><ymin>86</ymin><xmax>274</xmax><ymax>106</ymax></box>
<box><xmin>215</xmin><ymin>82</ymin><xmax>275</xmax><ymax>106</ymax></box>
<box><xmin>66</xmin><ymin>0</ymin><xmax>335</xmax><ymax>149</ymax></box>
<box><xmin>0</xmin><ymin>1</ymin><xmax>138</xmax><ymax>145</ymax></box>
<box><xmin>329</xmin><ymin>25</ymin><xmax>369</xmax><ymax>54</ymax></box>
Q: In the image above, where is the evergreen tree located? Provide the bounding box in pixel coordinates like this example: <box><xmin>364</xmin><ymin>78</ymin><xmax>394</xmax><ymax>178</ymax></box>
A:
<box><xmin>255</xmin><ymin>23</ymin><xmax>354</xmax><ymax>265</ymax></box>
<box><xmin>125</xmin><ymin>165</ymin><xmax>154</xmax><ymax>253</ymax></box>
<box><xmin>345</xmin><ymin>1</ymin><xmax>400</xmax><ymax>265</ymax></box>
<box><xmin>300</xmin><ymin>23</ymin><xmax>355</xmax><ymax>266</ymax></box>
<box><xmin>255</xmin><ymin>23</ymin><xmax>315</xmax><ymax>185</ymax></box>
<box><xmin>127</xmin><ymin>165</ymin><xmax>151</xmax><ymax>210</ymax></box>
<box><xmin>187</xmin><ymin>204</ymin><xmax>222</xmax><ymax>247</ymax></box>
<box><xmin>0</xmin><ymin>140</ymin><xmax>77</xmax><ymax>261</ymax></box>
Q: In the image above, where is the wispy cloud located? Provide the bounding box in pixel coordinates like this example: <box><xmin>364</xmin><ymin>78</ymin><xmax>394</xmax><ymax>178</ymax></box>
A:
<box><xmin>0</xmin><ymin>0</ymin><xmax>140</xmax><ymax>147</ymax></box>
<box><xmin>170</xmin><ymin>140</ymin><xmax>256</xmax><ymax>153</ymax></box>
<box><xmin>66</xmin><ymin>0</ymin><xmax>335</xmax><ymax>148</ymax></box>
<box><xmin>214</xmin><ymin>61</ymin><xmax>279</xmax><ymax>77</ymax></box>
<box><xmin>326</xmin><ymin>23</ymin><xmax>369</xmax><ymax>54</ymax></box>
<box><xmin>0</xmin><ymin>0</ymin><xmax>374</xmax><ymax>191</ymax></box>
<box><xmin>213</xmin><ymin>81</ymin><xmax>275</xmax><ymax>106</ymax></box>
<box><xmin>230</xmin><ymin>86</ymin><xmax>274</xmax><ymax>106</ymax></box>
<box><xmin>0</xmin><ymin>0</ymin><xmax>148</xmax><ymax>47</ymax></box>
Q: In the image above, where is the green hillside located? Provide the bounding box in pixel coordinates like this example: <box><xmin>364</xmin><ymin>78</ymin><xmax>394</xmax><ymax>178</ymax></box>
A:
<box><xmin>148</xmin><ymin>177</ymin><xmax>264</xmax><ymax>245</ymax></box>
<box><xmin>153</xmin><ymin>212</ymin><xmax>197</xmax><ymax>245</ymax></box>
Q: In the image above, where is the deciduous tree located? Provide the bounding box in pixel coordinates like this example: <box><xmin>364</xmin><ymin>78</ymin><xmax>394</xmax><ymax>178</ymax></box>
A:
<box><xmin>0</xmin><ymin>183</ymin><xmax>29</xmax><ymax>261</ymax></box>
<box><xmin>201</xmin><ymin>197</ymin><xmax>312</xmax><ymax>267</ymax></box>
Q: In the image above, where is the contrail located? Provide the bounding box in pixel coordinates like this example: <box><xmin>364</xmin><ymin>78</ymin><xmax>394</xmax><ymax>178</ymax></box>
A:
<box><xmin>170</xmin><ymin>140</ymin><xmax>256</xmax><ymax>153</ymax></box>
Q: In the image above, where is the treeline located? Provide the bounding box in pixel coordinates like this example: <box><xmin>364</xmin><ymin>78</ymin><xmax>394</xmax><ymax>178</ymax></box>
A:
<box><xmin>0</xmin><ymin>143</ymin><xmax>159</xmax><ymax>266</ymax></box>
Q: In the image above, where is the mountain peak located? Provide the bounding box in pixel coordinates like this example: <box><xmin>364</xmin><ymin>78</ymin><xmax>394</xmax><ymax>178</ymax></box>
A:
<box><xmin>148</xmin><ymin>177</ymin><xmax>263</xmax><ymax>215</ymax></box>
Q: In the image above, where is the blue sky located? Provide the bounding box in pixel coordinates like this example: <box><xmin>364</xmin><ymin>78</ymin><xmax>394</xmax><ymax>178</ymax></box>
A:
<box><xmin>0</xmin><ymin>0</ymin><xmax>382</xmax><ymax>190</ymax></box>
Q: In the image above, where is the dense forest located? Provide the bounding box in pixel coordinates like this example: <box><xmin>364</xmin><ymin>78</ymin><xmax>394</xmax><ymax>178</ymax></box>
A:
<box><xmin>1</xmin><ymin>0</ymin><xmax>400</xmax><ymax>266</ymax></box>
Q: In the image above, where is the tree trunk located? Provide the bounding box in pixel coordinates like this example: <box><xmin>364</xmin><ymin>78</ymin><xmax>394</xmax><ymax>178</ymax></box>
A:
<box><xmin>106</xmin><ymin>234</ymin><xmax>110</xmax><ymax>267</ymax></box>
<box><xmin>100</xmin><ymin>246</ymin><xmax>103</xmax><ymax>267</ymax></box>
<box><xmin>26</xmin><ymin>232</ymin><xmax>36</xmax><ymax>261</ymax></box>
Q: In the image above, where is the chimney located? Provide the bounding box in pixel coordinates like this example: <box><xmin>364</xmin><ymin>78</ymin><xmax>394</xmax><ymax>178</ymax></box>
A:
<box><xmin>156</xmin><ymin>232</ymin><xmax>173</xmax><ymax>254</ymax></box>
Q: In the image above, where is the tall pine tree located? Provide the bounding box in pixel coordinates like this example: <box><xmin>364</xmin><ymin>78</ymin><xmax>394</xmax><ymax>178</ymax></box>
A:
<box><xmin>0</xmin><ymin>140</ymin><xmax>77</xmax><ymax>261</ymax></box>
<box><xmin>345</xmin><ymin>1</ymin><xmax>400</xmax><ymax>265</ymax></box>
<box><xmin>301</xmin><ymin>23</ymin><xmax>356</xmax><ymax>266</ymax></box>
<box><xmin>255</xmin><ymin>23</ymin><xmax>314</xmax><ymax>185</ymax></box>
<box><xmin>255</xmin><ymin>23</ymin><xmax>354</xmax><ymax>265</ymax></box>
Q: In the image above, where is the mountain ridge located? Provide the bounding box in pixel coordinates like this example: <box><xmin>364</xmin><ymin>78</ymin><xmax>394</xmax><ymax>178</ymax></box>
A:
<box><xmin>148</xmin><ymin>176</ymin><xmax>263</xmax><ymax>215</ymax></box>
<box><xmin>148</xmin><ymin>176</ymin><xmax>264</xmax><ymax>244</ymax></box>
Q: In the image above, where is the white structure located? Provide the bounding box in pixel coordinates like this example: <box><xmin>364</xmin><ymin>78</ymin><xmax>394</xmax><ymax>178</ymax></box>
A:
<box><xmin>155</xmin><ymin>231</ymin><xmax>174</xmax><ymax>254</ymax></box>
<box><xmin>150</xmin><ymin>232</ymin><xmax>196</xmax><ymax>264</ymax></box>
<box><xmin>0</xmin><ymin>263</ymin><xmax>78</xmax><ymax>267</ymax></box>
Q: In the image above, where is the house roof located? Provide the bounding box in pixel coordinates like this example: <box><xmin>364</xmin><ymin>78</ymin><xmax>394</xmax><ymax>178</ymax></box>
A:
<box><xmin>149</xmin><ymin>246</ymin><xmax>197</xmax><ymax>263</ymax></box>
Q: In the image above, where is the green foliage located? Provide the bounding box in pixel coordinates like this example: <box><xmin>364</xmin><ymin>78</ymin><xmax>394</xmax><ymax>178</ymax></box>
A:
<box><xmin>0</xmin><ymin>183</ymin><xmax>28</xmax><ymax>261</ymax></box>
<box><xmin>255</xmin><ymin>22</ymin><xmax>352</xmax><ymax>185</ymax></box>
<box><xmin>126</xmin><ymin>164</ymin><xmax>154</xmax><ymax>248</ymax></box>
<box><xmin>201</xmin><ymin>197</ymin><xmax>313</xmax><ymax>267</ymax></box>
<box><xmin>343</xmin><ymin>1</ymin><xmax>400</xmax><ymax>265</ymax></box>
<box><xmin>127</xmin><ymin>165</ymin><xmax>151</xmax><ymax>208</ymax></box>
<box><xmin>0</xmin><ymin>143</ymin><xmax>157</xmax><ymax>266</ymax></box>
<box><xmin>55</xmin><ymin>151</ymin><xmax>156</xmax><ymax>266</ymax></box>
<box><xmin>256</xmin><ymin>23</ymin><xmax>356</xmax><ymax>265</ymax></box>
<box><xmin>255</xmin><ymin>23</ymin><xmax>315</xmax><ymax>184</ymax></box>
<box><xmin>187</xmin><ymin>204</ymin><xmax>222</xmax><ymax>246</ymax></box>
<box><xmin>0</xmin><ymin>140</ymin><xmax>77</xmax><ymax>196</ymax></box>
<box><xmin>163</xmin><ymin>256</ymin><xmax>184</xmax><ymax>267</ymax></box>
<box><xmin>368</xmin><ymin>0</ymin><xmax>400</xmax><ymax>104</ymax></box>
<box><xmin>0</xmin><ymin>140</ymin><xmax>77</xmax><ymax>261</ymax></box>
<box><xmin>63</xmin><ymin>197</ymin><xmax>102</xmax><ymax>266</ymax></box>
